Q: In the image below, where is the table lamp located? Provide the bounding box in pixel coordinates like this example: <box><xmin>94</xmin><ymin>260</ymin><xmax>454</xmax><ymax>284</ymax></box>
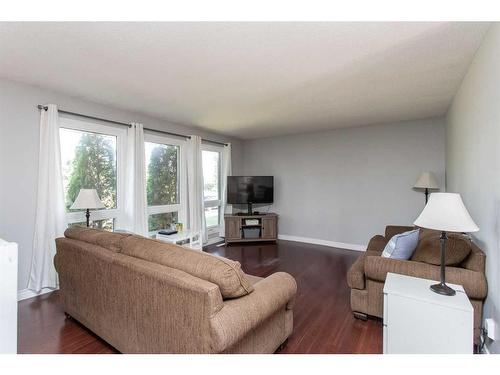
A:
<box><xmin>70</xmin><ymin>189</ymin><xmax>105</xmax><ymax>227</ymax></box>
<box><xmin>414</xmin><ymin>193</ymin><xmax>479</xmax><ymax>296</ymax></box>
<box><xmin>414</xmin><ymin>171</ymin><xmax>439</xmax><ymax>203</ymax></box>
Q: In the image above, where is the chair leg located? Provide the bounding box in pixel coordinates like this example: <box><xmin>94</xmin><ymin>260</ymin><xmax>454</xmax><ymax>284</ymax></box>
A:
<box><xmin>353</xmin><ymin>312</ymin><xmax>368</xmax><ymax>321</ymax></box>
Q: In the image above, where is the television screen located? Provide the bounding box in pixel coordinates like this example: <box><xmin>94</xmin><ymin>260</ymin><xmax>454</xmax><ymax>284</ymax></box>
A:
<box><xmin>227</xmin><ymin>176</ymin><xmax>274</xmax><ymax>204</ymax></box>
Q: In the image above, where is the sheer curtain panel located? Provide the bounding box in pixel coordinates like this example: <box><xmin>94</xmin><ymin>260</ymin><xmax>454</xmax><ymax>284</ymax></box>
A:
<box><xmin>219</xmin><ymin>143</ymin><xmax>232</xmax><ymax>237</ymax></box>
<box><xmin>121</xmin><ymin>123</ymin><xmax>148</xmax><ymax>236</ymax></box>
<box><xmin>28</xmin><ymin>104</ymin><xmax>67</xmax><ymax>292</ymax></box>
<box><xmin>187</xmin><ymin>135</ymin><xmax>206</xmax><ymax>246</ymax></box>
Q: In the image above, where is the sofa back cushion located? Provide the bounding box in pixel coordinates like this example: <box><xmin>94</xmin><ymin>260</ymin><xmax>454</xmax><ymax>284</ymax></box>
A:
<box><xmin>64</xmin><ymin>227</ymin><xmax>131</xmax><ymax>253</ymax></box>
<box><xmin>411</xmin><ymin>229</ymin><xmax>471</xmax><ymax>266</ymax></box>
<box><xmin>121</xmin><ymin>235</ymin><xmax>254</xmax><ymax>299</ymax></box>
<box><xmin>461</xmin><ymin>242</ymin><xmax>486</xmax><ymax>272</ymax></box>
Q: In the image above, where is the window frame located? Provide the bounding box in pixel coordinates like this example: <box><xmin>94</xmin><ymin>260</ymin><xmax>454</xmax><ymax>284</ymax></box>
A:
<box><xmin>202</xmin><ymin>143</ymin><xmax>223</xmax><ymax>235</ymax></box>
<box><xmin>144</xmin><ymin>132</ymin><xmax>187</xmax><ymax>235</ymax></box>
<box><xmin>59</xmin><ymin>117</ymin><xmax>127</xmax><ymax>228</ymax></box>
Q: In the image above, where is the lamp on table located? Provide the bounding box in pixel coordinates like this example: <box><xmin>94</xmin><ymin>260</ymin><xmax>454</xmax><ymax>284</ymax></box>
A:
<box><xmin>70</xmin><ymin>189</ymin><xmax>105</xmax><ymax>227</ymax></box>
<box><xmin>413</xmin><ymin>192</ymin><xmax>479</xmax><ymax>296</ymax></box>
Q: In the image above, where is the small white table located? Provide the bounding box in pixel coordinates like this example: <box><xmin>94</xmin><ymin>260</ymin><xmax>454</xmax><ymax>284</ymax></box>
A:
<box><xmin>155</xmin><ymin>229</ymin><xmax>202</xmax><ymax>250</ymax></box>
<box><xmin>383</xmin><ymin>273</ymin><xmax>473</xmax><ymax>354</ymax></box>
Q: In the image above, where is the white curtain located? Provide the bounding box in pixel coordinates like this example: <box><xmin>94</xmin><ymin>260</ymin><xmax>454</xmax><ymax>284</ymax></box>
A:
<box><xmin>28</xmin><ymin>104</ymin><xmax>67</xmax><ymax>293</ymax></box>
<box><xmin>187</xmin><ymin>135</ymin><xmax>206</xmax><ymax>245</ymax></box>
<box><xmin>219</xmin><ymin>143</ymin><xmax>232</xmax><ymax>237</ymax></box>
<box><xmin>121</xmin><ymin>123</ymin><xmax>148</xmax><ymax>236</ymax></box>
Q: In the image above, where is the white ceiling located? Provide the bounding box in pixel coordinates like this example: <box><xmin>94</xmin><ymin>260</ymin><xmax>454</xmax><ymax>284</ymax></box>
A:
<box><xmin>0</xmin><ymin>22</ymin><xmax>490</xmax><ymax>139</ymax></box>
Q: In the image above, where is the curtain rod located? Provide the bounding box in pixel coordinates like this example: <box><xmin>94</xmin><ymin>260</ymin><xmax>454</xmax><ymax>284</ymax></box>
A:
<box><xmin>37</xmin><ymin>105</ymin><xmax>228</xmax><ymax>146</ymax></box>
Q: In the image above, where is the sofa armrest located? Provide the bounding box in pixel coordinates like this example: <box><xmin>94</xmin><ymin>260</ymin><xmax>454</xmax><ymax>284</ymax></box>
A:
<box><xmin>209</xmin><ymin>272</ymin><xmax>297</xmax><ymax>352</ymax></box>
<box><xmin>365</xmin><ymin>256</ymin><xmax>487</xmax><ymax>299</ymax></box>
<box><xmin>384</xmin><ymin>225</ymin><xmax>413</xmax><ymax>240</ymax></box>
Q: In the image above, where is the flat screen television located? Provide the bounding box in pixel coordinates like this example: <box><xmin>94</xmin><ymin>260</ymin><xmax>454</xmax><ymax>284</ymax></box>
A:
<box><xmin>227</xmin><ymin>176</ymin><xmax>273</xmax><ymax>214</ymax></box>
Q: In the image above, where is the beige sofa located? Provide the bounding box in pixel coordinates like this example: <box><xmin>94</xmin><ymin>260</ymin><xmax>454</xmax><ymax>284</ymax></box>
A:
<box><xmin>347</xmin><ymin>225</ymin><xmax>487</xmax><ymax>344</ymax></box>
<box><xmin>54</xmin><ymin>227</ymin><xmax>297</xmax><ymax>353</ymax></box>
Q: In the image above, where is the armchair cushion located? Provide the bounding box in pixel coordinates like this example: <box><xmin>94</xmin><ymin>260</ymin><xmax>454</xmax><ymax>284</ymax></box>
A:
<box><xmin>381</xmin><ymin>229</ymin><xmax>419</xmax><ymax>260</ymax></box>
<box><xmin>365</xmin><ymin>255</ymin><xmax>487</xmax><ymax>299</ymax></box>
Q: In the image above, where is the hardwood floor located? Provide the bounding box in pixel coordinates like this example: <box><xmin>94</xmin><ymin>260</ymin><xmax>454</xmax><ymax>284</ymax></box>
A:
<box><xmin>18</xmin><ymin>240</ymin><xmax>382</xmax><ymax>354</ymax></box>
<box><xmin>18</xmin><ymin>291</ymin><xmax>117</xmax><ymax>354</ymax></box>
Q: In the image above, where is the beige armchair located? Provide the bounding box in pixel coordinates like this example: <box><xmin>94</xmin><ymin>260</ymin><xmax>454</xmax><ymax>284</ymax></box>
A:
<box><xmin>347</xmin><ymin>225</ymin><xmax>487</xmax><ymax>344</ymax></box>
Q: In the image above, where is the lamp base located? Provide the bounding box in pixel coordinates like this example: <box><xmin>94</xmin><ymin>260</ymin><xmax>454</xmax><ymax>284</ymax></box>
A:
<box><xmin>430</xmin><ymin>282</ymin><xmax>456</xmax><ymax>296</ymax></box>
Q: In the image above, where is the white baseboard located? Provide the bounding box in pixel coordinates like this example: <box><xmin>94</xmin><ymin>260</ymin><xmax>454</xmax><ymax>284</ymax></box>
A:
<box><xmin>17</xmin><ymin>287</ymin><xmax>58</xmax><ymax>301</ymax></box>
<box><xmin>278</xmin><ymin>234</ymin><xmax>367</xmax><ymax>252</ymax></box>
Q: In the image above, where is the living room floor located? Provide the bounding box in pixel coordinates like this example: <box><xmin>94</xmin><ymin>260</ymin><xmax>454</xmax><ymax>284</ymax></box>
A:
<box><xmin>17</xmin><ymin>240</ymin><xmax>382</xmax><ymax>354</ymax></box>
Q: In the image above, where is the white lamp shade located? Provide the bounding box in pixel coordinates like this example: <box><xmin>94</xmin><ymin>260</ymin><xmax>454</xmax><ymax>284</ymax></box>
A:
<box><xmin>414</xmin><ymin>193</ymin><xmax>479</xmax><ymax>233</ymax></box>
<box><xmin>70</xmin><ymin>189</ymin><xmax>105</xmax><ymax>210</ymax></box>
<box><xmin>414</xmin><ymin>171</ymin><xmax>439</xmax><ymax>189</ymax></box>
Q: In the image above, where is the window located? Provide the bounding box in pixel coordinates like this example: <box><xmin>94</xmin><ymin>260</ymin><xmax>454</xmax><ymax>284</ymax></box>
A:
<box><xmin>144</xmin><ymin>133</ymin><xmax>186</xmax><ymax>234</ymax></box>
<box><xmin>202</xmin><ymin>146</ymin><xmax>222</xmax><ymax>234</ymax></box>
<box><xmin>59</xmin><ymin>118</ymin><xmax>126</xmax><ymax>231</ymax></box>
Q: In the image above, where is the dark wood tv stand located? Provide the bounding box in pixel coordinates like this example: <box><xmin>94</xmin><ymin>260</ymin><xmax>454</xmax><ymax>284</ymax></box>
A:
<box><xmin>224</xmin><ymin>213</ymin><xmax>278</xmax><ymax>244</ymax></box>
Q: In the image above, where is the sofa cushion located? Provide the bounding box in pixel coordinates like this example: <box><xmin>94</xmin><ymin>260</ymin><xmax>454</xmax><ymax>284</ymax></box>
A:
<box><xmin>381</xmin><ymin>229</ymin><xmax>419</xmax><ymax>260</ymax></box>
<box><xmin>121</xmin><ymin>235</ymin><xmax>254</xmax><ymax>299</ymax></box>
<box><xmin>64</xmin><ymin>226</ymin><xmax>131</xmax><ymax>253</ymax></box>
<box><xmin>461</xmin><ymin>243</ymin><xmax>486</xmax><ymax>272</ymax></box>
<box><xmin>411</xmin><ymin>230</ymin><xmax>471</xmax><ymax>266</ymax></box>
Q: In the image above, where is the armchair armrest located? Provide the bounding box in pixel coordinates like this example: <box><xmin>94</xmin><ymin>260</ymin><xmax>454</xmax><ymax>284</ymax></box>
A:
<box><xmin>366</xmin><ymin>235</ymin><xmax>387</xmax><ymax>252</ymax></box>
<box><xmin>384</xmin><ymin>225</ymin><xmax>414</xmax><ymax>240</ymax></box>
<box><xmin>347</xmin><ymin>254</ymin><xmax>366</xmax><ymax>289</ymax></box>
<box><xmin>209</xmin><ymin>272</ymin><xmax>297</xmax><ymax>352</ymax></box>
<box><xmin>365</xmin><ymin>256</ymin><xmax>487</xmax><ymax>299</ymax></box>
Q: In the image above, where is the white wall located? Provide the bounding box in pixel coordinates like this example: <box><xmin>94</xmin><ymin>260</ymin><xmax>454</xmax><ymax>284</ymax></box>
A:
<box><xmin>242</xmin><ymin>118</ymin><xmax>446</xmax><ymax>247</ymax></box>
<box><xmin>0</xmin><ymin>78</ymin><xmax>243</xmax><ymax>293</ymax></box>
<box><xmin>446</xmin><ymin>24</ymin><xmax>500</xmax><ymax>354</ymax></box>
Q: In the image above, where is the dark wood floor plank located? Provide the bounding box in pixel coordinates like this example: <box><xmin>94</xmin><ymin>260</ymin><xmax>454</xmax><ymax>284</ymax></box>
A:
<box><xmin>18</xmin><ymin>240</ymin><xmax>382</xmax><ymax>354</ymax></box>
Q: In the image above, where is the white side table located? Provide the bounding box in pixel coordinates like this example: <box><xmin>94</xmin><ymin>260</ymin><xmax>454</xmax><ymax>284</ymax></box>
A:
<box><xmin>383</xmin><ymin>273</ymin><xmax>473</xmax><ymax>354</ymax></box>
<box><xmin>156</xmin><ymin>229</ymin><xmax>202</xmax><ymax>250</ymax></box>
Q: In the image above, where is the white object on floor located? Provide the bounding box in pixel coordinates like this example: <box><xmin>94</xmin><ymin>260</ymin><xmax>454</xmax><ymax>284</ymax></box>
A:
<box><xmin>383</xmin><ymin>273</ymin><xmax>473</xmax><ymax>354</ymax></box>
<box><xmin>0</xmin><ymin>238</ymin><xmax>18</xmax><ymax>353</ymax></box>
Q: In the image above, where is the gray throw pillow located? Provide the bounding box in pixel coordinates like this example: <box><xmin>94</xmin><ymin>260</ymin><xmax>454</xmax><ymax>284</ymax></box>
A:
<box><xmin>381</xmin><ymin>229</ymin><xmax>420</xmax><ymax>260</ymax></box>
